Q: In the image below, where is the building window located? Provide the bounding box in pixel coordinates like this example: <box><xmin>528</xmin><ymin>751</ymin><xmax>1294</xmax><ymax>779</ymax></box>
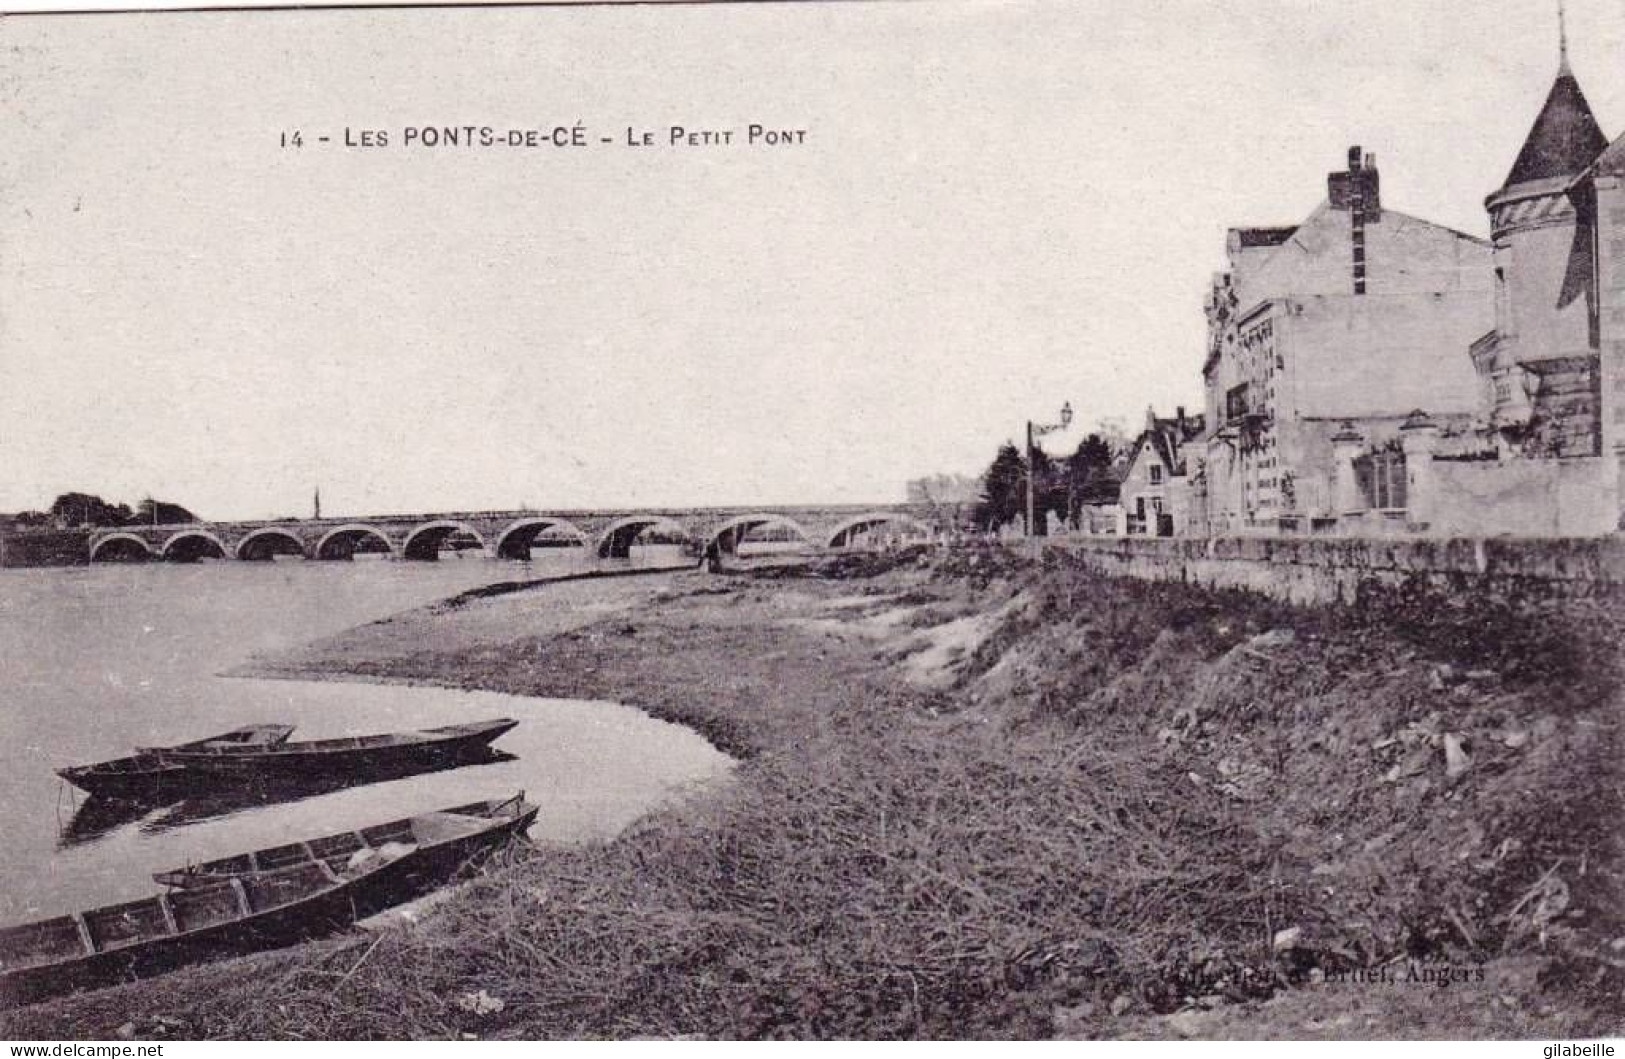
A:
<box><xmin>1354</xmin><ymin>451</ymin><xmax>1407</xmax><ymax>510</ymax></box>
<box><xmin>1225</xmin><ymin>383</ymin><xmax>1252</xmax><ymax>421</ymax></box>
<box><xmin>1150</xmin><ymin>465</ymin><xmax>1164</xmax><ymax>484</ymax></box>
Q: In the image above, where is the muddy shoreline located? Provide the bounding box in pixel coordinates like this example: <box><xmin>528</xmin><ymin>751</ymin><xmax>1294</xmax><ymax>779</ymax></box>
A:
<box><xmin>8</xmin><ymin>547</ymin><xmax>1621</xmax><ymax>1039</ymax></box>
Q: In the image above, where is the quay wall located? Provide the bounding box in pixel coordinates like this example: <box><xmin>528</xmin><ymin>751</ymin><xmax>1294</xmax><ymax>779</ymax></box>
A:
<box><xmin>1044</xmin><ymin>534</ymin><xmax>1625</xmax><ymax>605</ymax></box>
<box><xmin>0</xmin><ymin>529</ymin><xmax>90</xmax><ymax>568</ymax></box>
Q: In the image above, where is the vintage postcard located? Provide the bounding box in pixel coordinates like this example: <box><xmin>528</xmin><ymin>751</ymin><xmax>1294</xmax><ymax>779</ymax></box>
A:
<box><xmin>0</xmin><ymin>0</ymin><xmax>1621</xmax><ymax>1046</ymax></box>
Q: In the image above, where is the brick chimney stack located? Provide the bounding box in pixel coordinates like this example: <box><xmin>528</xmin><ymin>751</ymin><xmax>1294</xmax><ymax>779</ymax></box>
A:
<box><xmin>1328</xmin><ymin>146</ymin><xmax>1380</xmax><ymax>295</ymax></box>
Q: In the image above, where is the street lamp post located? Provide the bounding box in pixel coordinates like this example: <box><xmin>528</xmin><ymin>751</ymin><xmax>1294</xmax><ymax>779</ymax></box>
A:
<box><xmin>1025</xmin><ymin>401</ymin><xmax>1073</xmax><ymax>538</ymax></box>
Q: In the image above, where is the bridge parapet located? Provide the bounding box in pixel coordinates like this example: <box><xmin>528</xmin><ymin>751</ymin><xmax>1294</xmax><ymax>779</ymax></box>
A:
<box><xmin>77</xmin><ymin>503</ymin><xmax>954</xmax><ymax>564</ymax></box>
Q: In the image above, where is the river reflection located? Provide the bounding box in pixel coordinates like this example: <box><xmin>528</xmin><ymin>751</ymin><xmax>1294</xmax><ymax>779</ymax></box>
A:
<box><xmin>0</xmin><ymin>552</ymin><xmax>730</xmax><ymax>925</ymax></box>
<box><xmin>57</xmin><ymin>748</ymin><xmax>521</xmax><ymax>847</ymax></box>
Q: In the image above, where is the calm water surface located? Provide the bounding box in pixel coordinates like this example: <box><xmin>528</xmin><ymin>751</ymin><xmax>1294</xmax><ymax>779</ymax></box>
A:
<box><xmin>0</xmin><ymin>550</ymin><xmax>731</xmax><ymax>925</ymax></box>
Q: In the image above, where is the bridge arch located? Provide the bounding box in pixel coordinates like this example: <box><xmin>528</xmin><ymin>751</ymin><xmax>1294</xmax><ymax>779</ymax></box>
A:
<box><xmin>596</xmin><ymin>516</ymin><xmax>692</xmax><ymax>559</ymax></box>
<box><xmin>89</xmin><ymin>532</ymin><xmax>156</xmax><ymax>563</ymax></box>
<box><xmin>236</xmin><ymin>528</ymin><xmax>307</xmax><ymax>561</ymax></box>
<box><xmin>825</xmin><ymin>513</ymin><xmax>934</xmax><ymax>549</ymax></box>
<box><xmin>160</xmin><ymin>530</ymin><xmax>229</xmax><ymax>562</ymax></box>
<box><xmin>402</xmin><ymin>521</ymin><xmax>489</xmax><ymax>561</ymax></box>
<box><xmin>314</xmin><ymin>524</ymin><xmax>396</xmax><ymax>561</ymax></box>
<box><xmin>703</xmin><ymin>514</ymin><xmax>814</xmax><ymax>556</ymax></box>
<box><xmin>494</xmin><ymin>518</ymin><xmax>589</xmax><ymax>560</ymax></box>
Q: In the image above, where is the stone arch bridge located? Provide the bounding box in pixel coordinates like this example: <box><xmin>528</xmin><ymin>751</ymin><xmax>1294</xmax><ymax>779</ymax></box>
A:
<box><xmin>85</xmin><ymin>505</ymin><xmax>949</xmax><ymax>563</ymax></box>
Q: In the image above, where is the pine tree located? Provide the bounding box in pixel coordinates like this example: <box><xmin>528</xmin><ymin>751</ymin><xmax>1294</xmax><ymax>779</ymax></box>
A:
<box><xmin>1067</xmin><ymin>433</ymin><xmax>1118</xmax><ymax>522</ymax></box>
<box><xmin>973</xmin><ymin>442</ymin><xmax>1026</xmax><ymax>530</ymax></box>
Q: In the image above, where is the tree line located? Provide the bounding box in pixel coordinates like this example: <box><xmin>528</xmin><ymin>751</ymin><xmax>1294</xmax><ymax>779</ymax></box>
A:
<box><xmin>973</xmin><ymin>433</ymin><xmax>1120</xmax><ymax>532</ymax></box>
<box><xmin>7</xmin><ymin>493</ymin><xmax>199</xmax><ymax>528</ymax></box>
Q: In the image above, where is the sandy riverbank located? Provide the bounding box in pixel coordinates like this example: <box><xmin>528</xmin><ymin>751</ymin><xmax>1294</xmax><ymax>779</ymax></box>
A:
<box><xmin>7</xmin><ymin>547</ymin><xmax>1621</xmax><ymax>1039</ymax></box>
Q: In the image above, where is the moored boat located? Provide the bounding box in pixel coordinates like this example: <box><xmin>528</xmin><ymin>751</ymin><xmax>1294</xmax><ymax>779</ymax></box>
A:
<box><xmin>0</xmin><ymin>793</ymin><xmax>538</xmax><ymax>1008</ymax></box>
<box><xmin>56</xmin><ymin>725</ymin><xmax>297</xmax><ymax>800</ymax></box>
<box><xmin>152</xmin><ymin>795</ymin><xmax>534</xmax><ymax>887</ymax></box>
<box><xmin>143</xmin><ymin>718</ymin><xmax>519</xmax><ymax>778</ymax></box>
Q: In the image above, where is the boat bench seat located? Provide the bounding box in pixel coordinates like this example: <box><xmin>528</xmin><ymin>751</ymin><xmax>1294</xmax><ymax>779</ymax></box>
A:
<box><xmin>169</xmin><ymin>885</ymin><xmax>243</xmax><ymax>933</ymax></box>
<box><xmin>85</xmin><ymin>899</ymin><xmax>169</xmax><ymax>951</ymax></box>
<box><xmin>0</xmin><ymin>916</ymin><xmax>84</xmax><ymax>969</ymax></box>
<box><xmin>244</xmin><ymin>863</ymin><xmax>333</xmax><ymax>911</ymax></box>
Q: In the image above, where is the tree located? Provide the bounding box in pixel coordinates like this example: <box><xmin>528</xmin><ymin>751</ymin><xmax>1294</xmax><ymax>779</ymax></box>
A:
<box><xmin>133</xmin><ymin>497</ymin><xmax>199</xmax><ymax>526</ymax></box>
<box><xmin>1029</xmin><ymin>446</ymin><xmax>1069</xmax><ymax>533</ymax></box>
<box><xmin>973</xmin><ymin>442</ymin><xmax>1026</xmax><ymax>530</ymax></box>
<box><xmin>907</xmin><ymin>473</ymin><xmax>981</xmax><ymax>531</ymax></box>
<box><xmin>49</xmin><ymin>493</ymin><xmax>132</xmax><ymax>527</ymax></box>
<box><xmin>43</xmin><ymin>492</ymin><xmax>198</xmax><ymax>527</ymax></box>
<box><xmin>1092</xmin><ymin>416</ymin><xmax>1133</xmax><ymax>460</ymax></box>
<box><xmin>1067</xmin><ymin>433</ymin><xmax>1119</xmax><ymax>523</ymax></box>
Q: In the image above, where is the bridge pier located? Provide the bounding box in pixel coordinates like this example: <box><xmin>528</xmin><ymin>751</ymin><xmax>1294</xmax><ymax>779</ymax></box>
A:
<box><xmin>81</xmin><ymin>505</ymin><xmax>952</xmax><ymax>566</ymax></box>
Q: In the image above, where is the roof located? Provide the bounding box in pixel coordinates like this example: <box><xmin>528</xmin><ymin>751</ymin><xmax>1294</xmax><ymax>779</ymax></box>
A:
<box><xmin>1232</xmin><ymin>226</ymin><xmax>1298</xmax><ymax>249</ymax></box>
<box><xmin>1500</xmin><ymin>68</ymin><xmax>1609</xmax><ymax>190</ymax></box>
<box><xmin>1589</xmin><ymin>131</ymin><xmax>1625</xmax><ymax>179</ymax></box>
<box><xmin>1226</xmin><ymin>201</ymin><xmax>1489</xmax><ymax>312</ymax></box>
<box><xmin>1126</xmin><ymin>413</ymin><xmax>1205</xmax><ymax>477</ymax></box>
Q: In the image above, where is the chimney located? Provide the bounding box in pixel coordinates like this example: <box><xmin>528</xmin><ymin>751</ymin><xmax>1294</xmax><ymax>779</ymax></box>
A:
<box><xmin>1351</xmin><ymin>147</ymin><xmax>1367</xmax><ymax>295</ymax></box>
<box><xmin>1327</xmin><ymin>146</ymin><xmax>1382</xmax><ymax>295</ymax></box>
<box><xmin>1328</xmin><ymin>146</ymin><xmax>1381</xmax><ymax>213</ymax></box>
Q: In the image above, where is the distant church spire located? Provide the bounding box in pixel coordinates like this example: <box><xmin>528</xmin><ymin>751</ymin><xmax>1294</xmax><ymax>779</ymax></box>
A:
<box><xmin>313</xmin><ymin>486</ymin><xmax>321</xmax><ymax>520</ymax></box>
<box><xmin>1558</xmin><ymin>0</ymin><xmax>1570</xmax><ymax>73</ymax></box>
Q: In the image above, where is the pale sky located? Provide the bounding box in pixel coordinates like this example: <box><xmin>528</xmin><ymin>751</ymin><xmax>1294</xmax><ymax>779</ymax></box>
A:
<box><xmin>3</xmin><ymin>0</ymin><xmax>1623</xmax><ymax>519</ymax></box>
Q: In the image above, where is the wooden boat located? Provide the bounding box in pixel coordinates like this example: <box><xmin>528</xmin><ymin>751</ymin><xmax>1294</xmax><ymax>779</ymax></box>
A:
<box><xmin>56</xmin><ymin>725</ymin><xmax>297</xmax><ymax>800</ymax></box>
<box><xmin>143</xmin><ymin>718</ymin><xmax>519</xmax><ymax>779</ymax></box>
<box><xmin>0</xmin><ymin>793</ymin><xmax>538</xmax><ymax>1008</ymax></box>
<box><xmin>152</xmin><ymin>795</ymin><xmax>533</xmax><ymax>887</ymax></box>
<box><xmin>58</xmin><ymin>749</ymin><xmax>519</xmax><ymax>849</ymax></box>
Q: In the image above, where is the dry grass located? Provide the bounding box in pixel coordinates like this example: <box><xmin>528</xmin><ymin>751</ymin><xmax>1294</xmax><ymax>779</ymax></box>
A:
<box><xmin>10</xmin><ymin>546</ymin><xmax>1622</xmax><ymax>1039</ymax></box>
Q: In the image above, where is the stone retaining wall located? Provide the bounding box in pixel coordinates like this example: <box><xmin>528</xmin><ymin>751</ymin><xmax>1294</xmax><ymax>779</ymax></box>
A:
<box><xmin>1045</xmin><ymin>535</ymin><xmax>1625</xmax><ymax>605</ymax></box>
<box><xmin>0</xmin><ymin>529</ymin><xmax>91</xmax><ymax>568</ymax></box>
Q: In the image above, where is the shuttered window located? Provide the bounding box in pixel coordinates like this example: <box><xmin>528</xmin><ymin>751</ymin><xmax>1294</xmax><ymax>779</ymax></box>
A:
<box><xmin>1354</xmin><ymin>451</ymin><xmax>1407</xmax><ymax>510</ymax></box>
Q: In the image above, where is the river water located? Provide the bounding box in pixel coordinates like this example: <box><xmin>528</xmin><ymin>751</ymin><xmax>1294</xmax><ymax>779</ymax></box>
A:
<box><xmin>0</xmin><ymin>551</ymin><xmax>732</xmax><ymax>926</ymax></box>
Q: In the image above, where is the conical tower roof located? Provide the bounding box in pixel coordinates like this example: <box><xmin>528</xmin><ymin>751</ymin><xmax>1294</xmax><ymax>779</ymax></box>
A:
<box><xmin>1500</xmin><ymin>66</ymin><xmax>1609</xmax><ymax>190</ymax></box>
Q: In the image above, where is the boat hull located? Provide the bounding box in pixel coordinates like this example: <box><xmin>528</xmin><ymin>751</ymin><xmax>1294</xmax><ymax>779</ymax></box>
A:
<box><xmin>2</xmin><ymin>802</ymin><xmax>536</xmax><ymax>1008</ymax></box>
<box><xmin>150</xmin><ymin>721</ymin><xmax>519</xmax><ymax>780</ymax></box>
<box><xmin>56</xmin><ymin>758</ymin><xmax>197</xmax><ymax>801</ymax></box>
<box><xmin>57</xmin><ymin>725</ymin><xmax>299</xmax><ymax>800</ymax></box>
<box><xmin>1</xmin><ymin>881</ymin><xmax>359</xmax><ymax>1008</ymax></box>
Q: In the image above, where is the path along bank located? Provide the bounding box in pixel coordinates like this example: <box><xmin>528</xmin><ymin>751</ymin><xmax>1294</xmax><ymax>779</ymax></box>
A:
<box><xmin>7</xmin><ymin>546</ymin><xmax>1621</xmax><ymax>1039</ymax></box>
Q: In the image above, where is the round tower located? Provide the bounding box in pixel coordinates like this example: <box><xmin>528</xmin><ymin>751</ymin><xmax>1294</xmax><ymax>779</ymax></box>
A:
<box><xmin>1484</xmin><ymin>21</ymin><xmax>1609</xmax><ymax>365</ymax></box>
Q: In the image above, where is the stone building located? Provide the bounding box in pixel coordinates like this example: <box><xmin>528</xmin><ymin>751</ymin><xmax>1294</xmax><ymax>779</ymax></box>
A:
<box><xmin>1431</xmin><ymin>36</ymin><xmax>1625</xmax><ymax>535</ymax></box>
<box><xmin>1194</xmin><ymin>148</ymin><xmax>1495</xmax><ymax>534</ymax></box>
<box><xmin>1119</xmin><ymin>407</ymin><xmax>1204</xmax><ymax>536</ymax></box>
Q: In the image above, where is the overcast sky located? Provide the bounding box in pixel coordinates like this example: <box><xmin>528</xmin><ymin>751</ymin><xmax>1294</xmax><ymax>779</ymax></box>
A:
<box><xmin>2</xmin><ymin>0</ymin><xmax>1623</xmax><ymax>519</ymax></box>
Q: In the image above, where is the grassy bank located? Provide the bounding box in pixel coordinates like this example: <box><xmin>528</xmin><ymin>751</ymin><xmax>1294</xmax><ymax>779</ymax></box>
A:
<box><xmin>7</xmin><ymin>547</ymin><xmax>1622</xmax><ymax>1039</ymax></box>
